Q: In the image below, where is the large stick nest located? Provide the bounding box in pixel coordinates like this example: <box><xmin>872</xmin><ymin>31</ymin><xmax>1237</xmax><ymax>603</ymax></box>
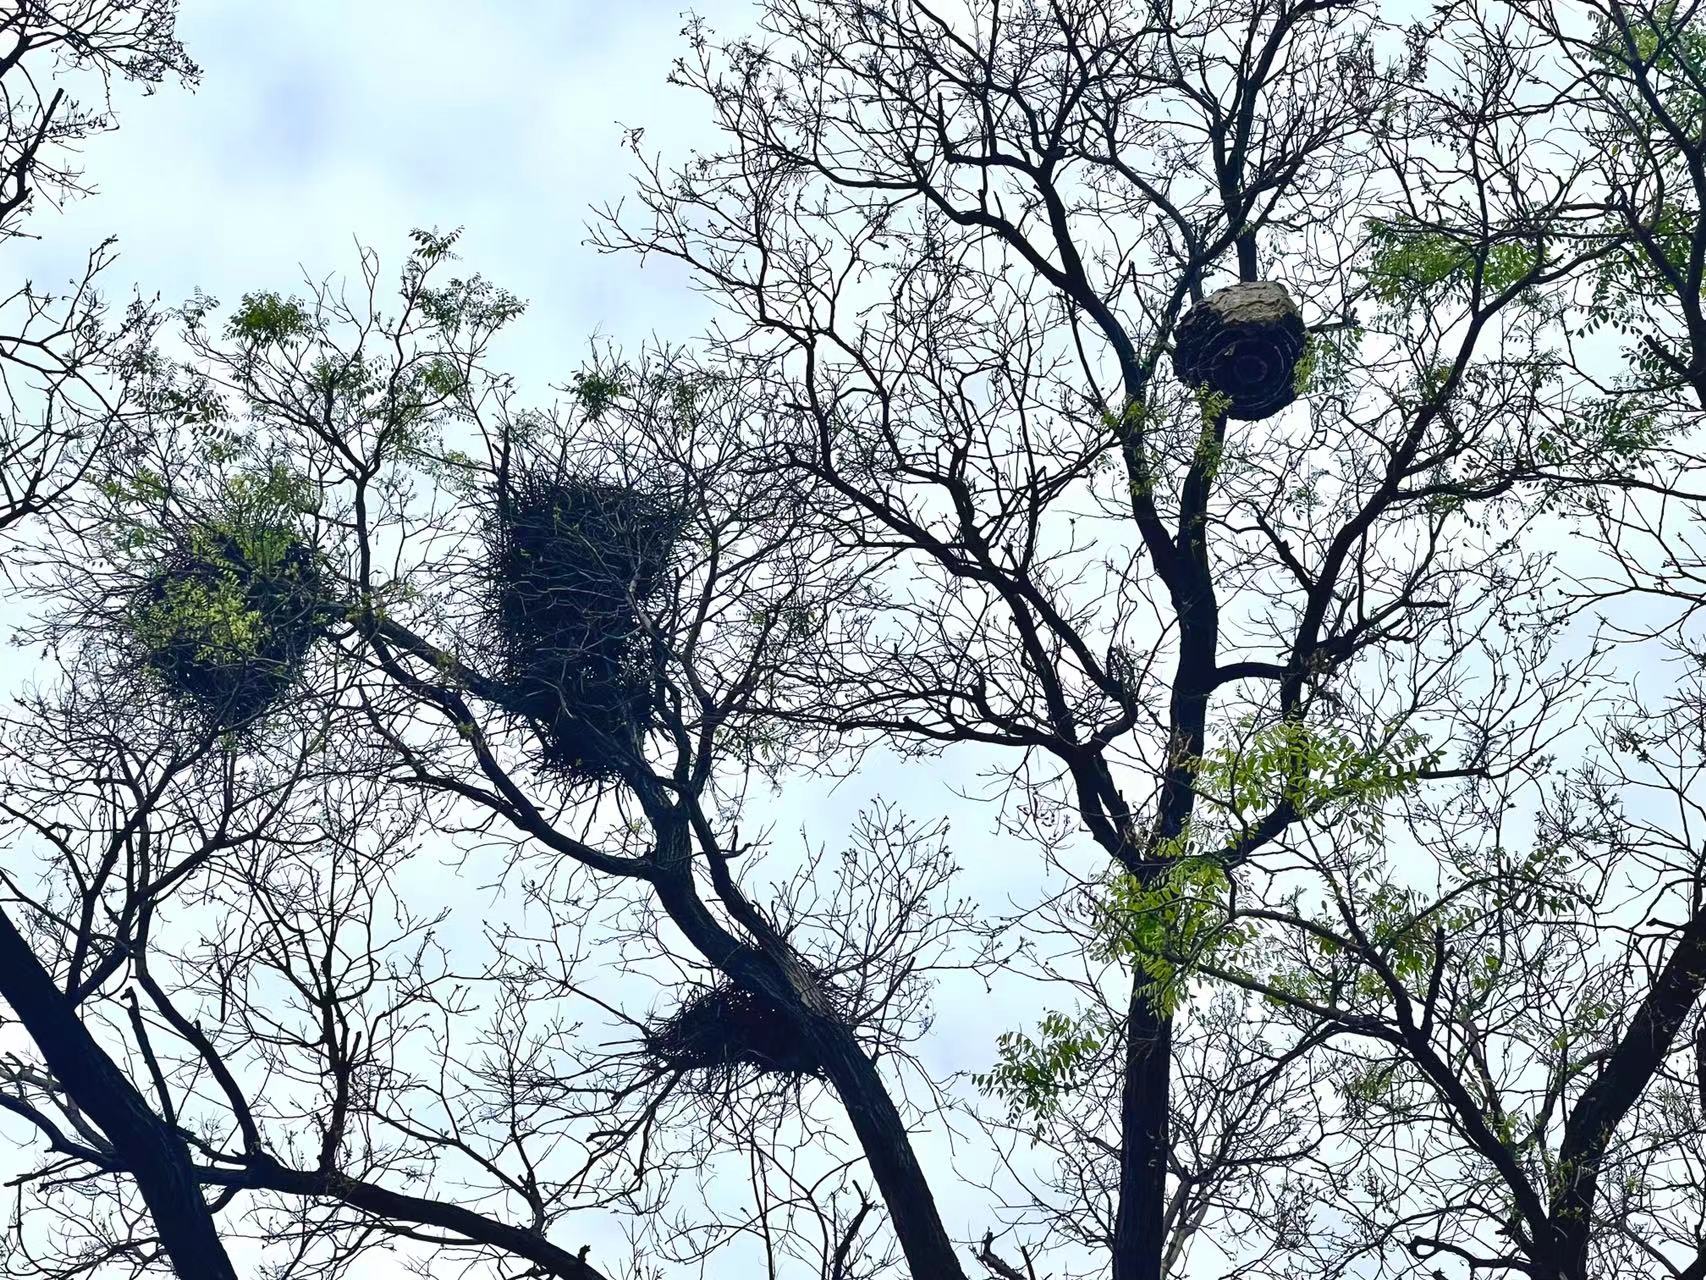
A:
<box><xmin>1171</xmin><ymin>281</ymin><xmax>1308</xmax><ymax>421</ymax></box>
<box><xmin>131</xmin><ymin>523</ymin><xmax>327</xmax><ymax>728</ymax></box>
<box><xmin>644</xmin><ymin>983</ymin><xmax>823</xmax><ymax>1082</ymax></box>
<box><xmin>482</xmin><ymin>472</ymin><xmax>684</xmax><ymax>781</ymax></box>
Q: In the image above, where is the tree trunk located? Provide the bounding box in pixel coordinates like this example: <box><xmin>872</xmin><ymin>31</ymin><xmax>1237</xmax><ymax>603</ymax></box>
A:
<box><xmin>0</xmin><ymin>907</ymin><xmax>240</xmax><ymax>1280</ymax></box>
<box><xmin>1113</xmin><ymin>980</ymin><xmax>1173</xmax><ymax>1280</ymax></box>
<box><xmin>1547</xmin><ymin>908</ymin><xmax>1706</xmax><ymax>1280</ymax></box>
<box><xmin>802</xmin><ymin>1015</ymin><xmax>969</xmax><ymax>1280</ymax></box>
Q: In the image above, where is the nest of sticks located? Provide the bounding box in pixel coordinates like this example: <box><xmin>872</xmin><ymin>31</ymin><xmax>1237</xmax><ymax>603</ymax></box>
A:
<box><xmin>644</xmin><ymin>983</ymin><xmax>823</xmax><ymax>1082</ymax></box>
<box><xmin>481</xmin><ymin>472</ymin><xmax>683</xmax><ymax>780</ymax></box>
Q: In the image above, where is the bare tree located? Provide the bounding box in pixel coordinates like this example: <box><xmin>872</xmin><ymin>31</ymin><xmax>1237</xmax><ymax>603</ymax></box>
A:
<box><xmin>1214</xmin><ymin>8</ymin><xmax>1706</xmax><ymax>1279</ymax></box>
<box><xmin>3</xmin><ymin>238</ymin><xmax>1004</xmax><ymax>1278</ymax></box>
<box><xmin>0</xmin><ymin>569</ymin><xmax>622</xmax><ymax>1278</ymax></box>
<box><xmin>1113</xmin><ymin>7</ymin><xmax>1706</xmax><ymax>1280</ymax></box>
<box><xmin>1169</xmin><ymin>669</ymin><xmax>1706</xmax><ymax>1280</ymax></box>
<box><xmin>590</xmin><ymin>1</ymin><xmax>1632</xmax><ymax>1276</ymax></box>
<box><xmin>0</xmin><ymin>8</ymin><xmax>237</xmax><ymax>1278</ymax></box>
<box><xmin>0</xmin><ymin>0</ymin><xmax>195</xmax><ymax>535</ymax></box>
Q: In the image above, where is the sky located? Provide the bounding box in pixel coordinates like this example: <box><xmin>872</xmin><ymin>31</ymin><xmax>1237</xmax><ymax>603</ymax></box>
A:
<box><xmin>6</xmin><ymin>5</ymin><xmax>1080</xmax><ymax>1274</ymax></box>
<box><xmin>17</xmin><ymin>1</ymin><xmax>749</xmax><ymax>395</ymax></box>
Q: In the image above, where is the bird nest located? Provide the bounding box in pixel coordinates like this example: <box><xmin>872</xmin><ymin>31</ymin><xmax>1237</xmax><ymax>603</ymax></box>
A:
<box><xmin>482</xmin><ymin>472</ymin><xmax>683</xmax><ymax>781</ymax></box>
<box><xmin>644</xmin><ymin>983</ymin><xmax>823</xmax><ymax>1082</ymax></box>
<box><xmin>1171</xmin><ymin>281</ymin><xmax>1308</xmax><ymax>421</ymax></box>
<box><xmin>130</xmin><ymin>522</ymin><xmax>327</xmax><ymax>728</ymax></box>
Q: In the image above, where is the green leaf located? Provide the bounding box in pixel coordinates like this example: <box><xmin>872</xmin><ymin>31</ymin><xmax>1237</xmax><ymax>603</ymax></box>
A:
<box><xmin>227</xmin><ymin>291</ymin><xmax>311</xmax><ymax>345</ymax></box>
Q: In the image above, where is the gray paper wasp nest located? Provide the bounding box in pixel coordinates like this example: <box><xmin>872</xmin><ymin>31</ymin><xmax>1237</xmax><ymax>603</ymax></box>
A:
<box><xmin>1171</xmin><ymin>281</ymin><xmax>1307</xmax><ymax>421</ymax></box>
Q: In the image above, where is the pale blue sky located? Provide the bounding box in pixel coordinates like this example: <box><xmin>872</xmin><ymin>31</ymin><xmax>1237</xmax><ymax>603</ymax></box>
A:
<box><xmin>18</xmin><ymin>2</ymin><xmax>751</xmax><ymax>395</ymax></box>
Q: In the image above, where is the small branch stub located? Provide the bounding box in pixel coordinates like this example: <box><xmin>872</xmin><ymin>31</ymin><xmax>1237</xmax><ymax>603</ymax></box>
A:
<box><xmin>1171</xmin><ymin>281</ymin><xmax>1307</xmax><ymax>421</ymax></box>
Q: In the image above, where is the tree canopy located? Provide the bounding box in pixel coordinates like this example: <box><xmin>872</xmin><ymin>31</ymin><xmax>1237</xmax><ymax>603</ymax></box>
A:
<box><xmin>5</xmin><ymin>4</ymin><xmax>1706</xmax><ymax>1280</ymax></box>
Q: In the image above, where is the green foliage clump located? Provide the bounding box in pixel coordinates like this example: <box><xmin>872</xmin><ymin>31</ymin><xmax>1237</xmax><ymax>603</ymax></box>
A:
<box><xmin>976</xmin><ymin>720</ymin><xmax>1436</xmax><ymax>1117</ymax></box>
<box><xmin>1101</xmin><ymin>723</ymin><xmax>1434</xmax><ymax>1007</ymax></box>
<box><xmin>1536</xmin><ymin>393</ymin><xmax>1668</xmax><ymax>468</ymax></box>
<box><xmin>1366</xmin><ymin>221</ymin><xmax>1540</xmax><ymax>310</ymax></box>
<box><xmin>974</xmin><ymin>1011</ymin><xmax>1104</xmax><ymax>1120</ymax></box>
<box><xmin>129</xmin><ymin>469</ymin><xmax>327</xmax><ymax>728</ymax></box>
<box><xmin>571</xmin><ymin>369</ymin><xmax>632</xmax><ymax>421</ymax></box>
<box><xmin>1584</xmin><ymin>204</ymin><xmax>1700</xmax><ymax>375</ymax></box>
<box><xmin>1196</xmin><ymin>720</ymin><xmax>1438</xmax><ymax>834</ymax></box>
<box><xmin>227</xmin><ymin>291</ymin><xmax>312</xmax><ymax>346</ymax></box>
<box><xmin>1290</xmin><ymin>329</ymin><xmax>1361</xmax><ymax>397</ymax></box>
<box><xmin>1591</xmin><ymin>3</ymin><xmax>1706</xmax><ymax>139</ymax></box>
<box><xmin>1098</xmin><ymin>851</ymin><xmax>1249</xmax><ymax>1017</ymax></box>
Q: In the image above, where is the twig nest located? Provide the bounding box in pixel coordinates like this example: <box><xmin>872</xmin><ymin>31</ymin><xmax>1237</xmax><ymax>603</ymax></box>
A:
<box><xmin>1171</xmin><ymin>281</ymin><xmax>1307</xmax><ymax>421</ymax></box>
<box><xmin>132</xmin><ymin>525</ymin><xmax>326</xmax><ymax>727</ymax></box>
<box><xmin>645</xmin><ymin>984</ymin><xmax>821</xmax><ymax>1080</ymax></box>
<box><xmin>484</xmin><ymin>473</ymin><xmax>683</xmax><ymax>781</ymax></box>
